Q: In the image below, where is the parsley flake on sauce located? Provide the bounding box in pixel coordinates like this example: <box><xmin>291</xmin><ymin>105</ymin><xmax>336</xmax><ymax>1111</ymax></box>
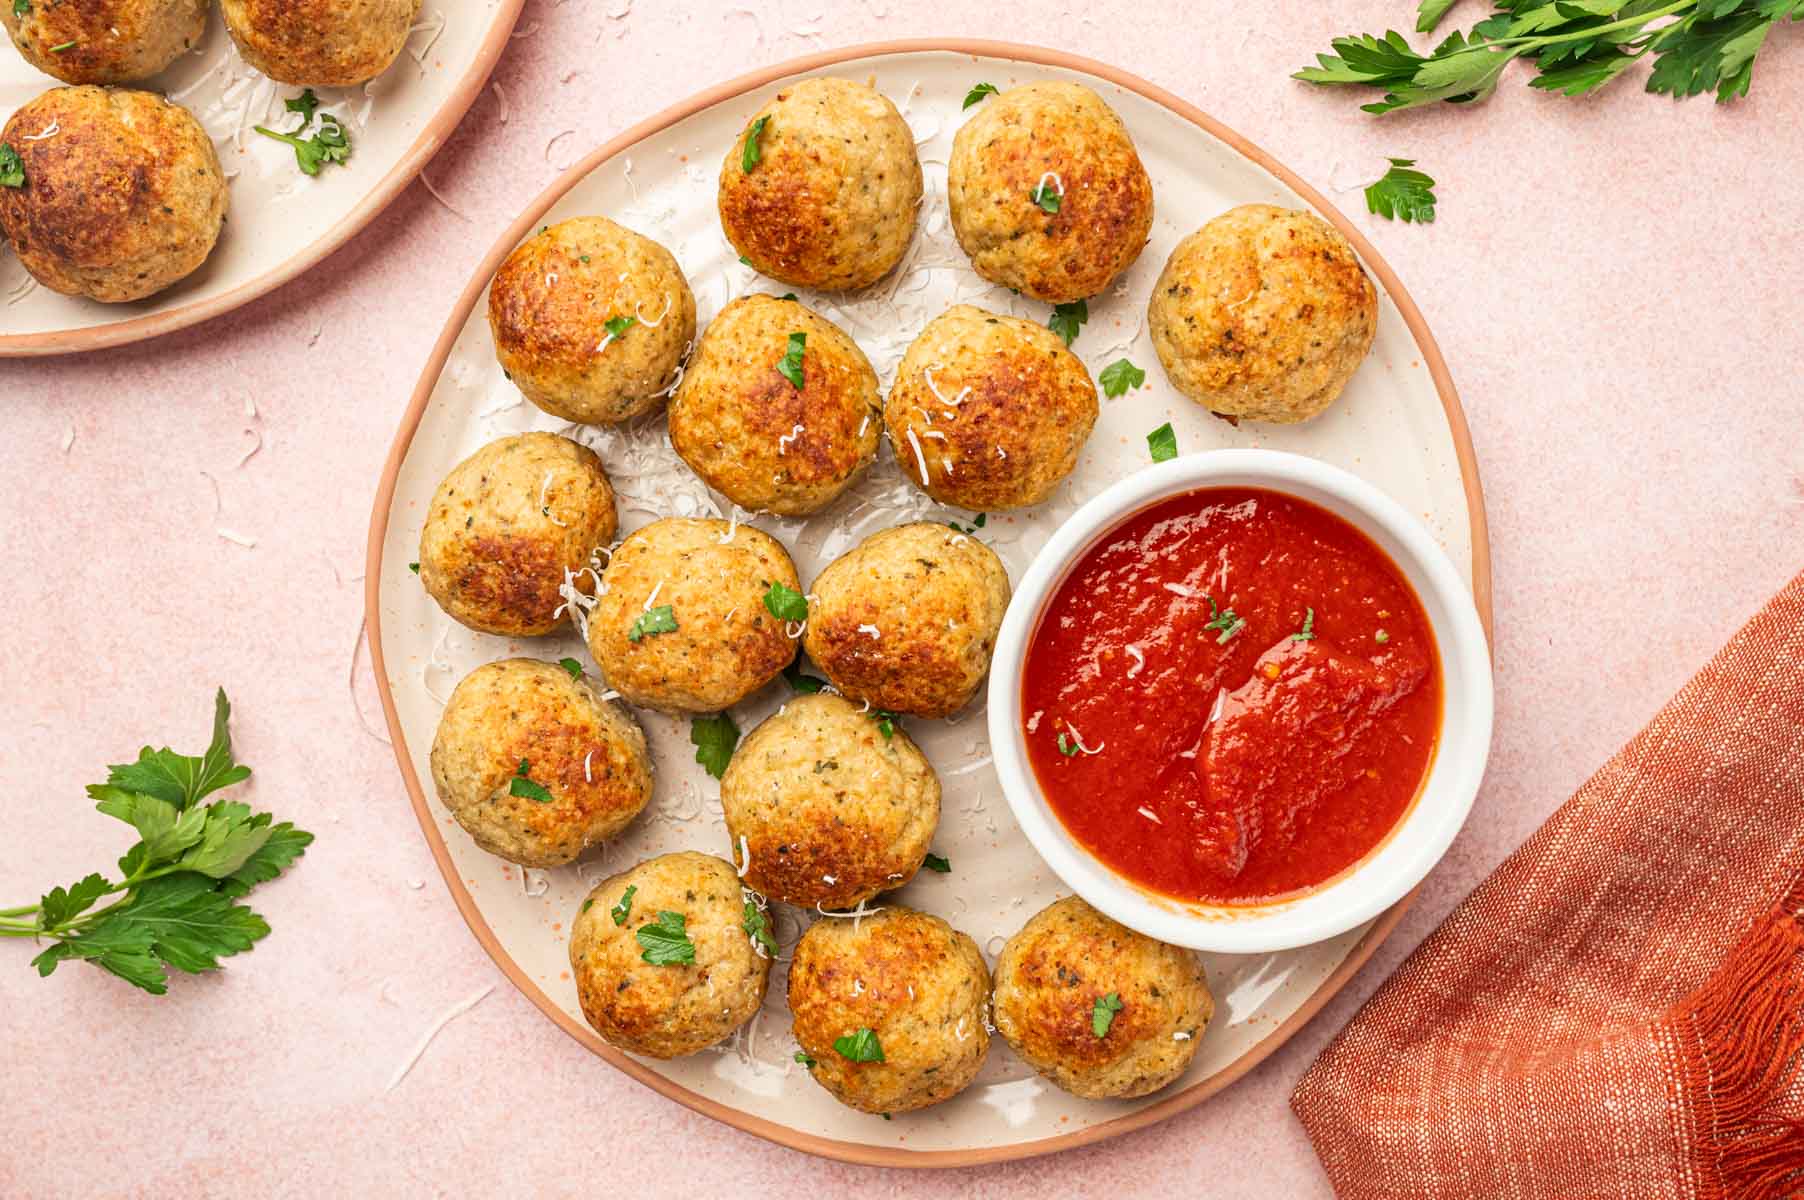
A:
<box><xmin>636</xmin><ymin>910</ymin><xmax>696</xmax><ymax>965</ymax></box>
<box><xmin>1204</xmin><ymin>596</ymin><xmax>1245</xmax><ymax>645</ymax></box>
<box><xmin>1292</xmin><ymin>608</ymin><xmax>1317</xmax><ymax>641</ymax></box>
<box><xmin>834</xmin><ymin>1027</ymin><xmax>885</xmax><ymax>1063</ymax></box>
<box><xmin>627</xmin><ymin>604</ymin><xmax>677</xmax><ymax>642</ymax></box>
<box><xmin>1056</xmin><ymin>733</ymin><xmax>1079</xmax><ymax>758</ymax></box>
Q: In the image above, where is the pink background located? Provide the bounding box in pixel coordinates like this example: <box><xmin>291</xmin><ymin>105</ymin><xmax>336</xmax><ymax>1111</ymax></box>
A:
<box><xmin>4</xmin><ymin>2</ymin><xmax>1801</xmax><ymax>1196</ymax></box>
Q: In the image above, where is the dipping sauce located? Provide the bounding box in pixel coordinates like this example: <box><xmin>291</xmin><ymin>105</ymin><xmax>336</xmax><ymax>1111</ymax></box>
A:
<box><xmin>1021</xmin><ymin>487</ymin><xmax>1441</xmax><ymax>906</ymax></box>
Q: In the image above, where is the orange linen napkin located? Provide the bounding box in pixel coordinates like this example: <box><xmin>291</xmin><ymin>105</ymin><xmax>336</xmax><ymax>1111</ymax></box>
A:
<box><xmin>1293</xmin><ymin>571</ymin><xmax>1804</xmax><ymax>1199</ymax></box>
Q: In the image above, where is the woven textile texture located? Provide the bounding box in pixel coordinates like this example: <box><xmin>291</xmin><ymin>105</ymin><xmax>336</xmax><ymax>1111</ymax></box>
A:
<box><xmin>1294</xmin><ymin>571</ymin><xmax>1804</xmax><ymax>1199</ymax></box>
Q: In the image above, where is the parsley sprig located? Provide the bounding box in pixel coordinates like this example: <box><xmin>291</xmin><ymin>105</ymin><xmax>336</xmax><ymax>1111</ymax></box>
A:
<box><xmin>2</xmin><ymin>691</ymin><xmax>313</xmax><ymax>996</ymax></box>
<box><xmin>1365</xmin><ymin>158</ymin><xmax>1437</xmax><ymax>223</ymax></box>
<box><xmin>254</xmin><ymin>89</ymin><xmax>351</xmax><ymax>177</ymax></box>
<box><xmin>1298</xmin><ymin>1</ymin><xmax>1804</xmax><ymax>114</ymax></box>
<box><xmin>1048</xmin><ymin>299</ymin><xmax>1088</xmax><ymax>346</ymax></box>
<box><xmin>691</xmin><ymin>713</ymin><xmax>739</xmax><ymax>779</ymax></box>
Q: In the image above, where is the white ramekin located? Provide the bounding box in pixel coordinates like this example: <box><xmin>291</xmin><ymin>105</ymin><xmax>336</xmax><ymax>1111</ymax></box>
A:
<box><xmin>986</xmin><ymin>449</ymin><xmax>1493</xmax><ymax>954</ymax></box>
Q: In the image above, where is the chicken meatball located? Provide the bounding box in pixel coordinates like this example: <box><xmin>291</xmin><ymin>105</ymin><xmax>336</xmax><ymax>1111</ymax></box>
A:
<box><xmin>789</xmin><ymin>908</ymin><xmax>990</xmax><ymax>1114</ymax></box>
<box><xmin>1148</xmin><ymin>204</ymin><xmax>1377</xmax><ymax>424</ymax></box>
<box><xmin>0</xmin><ymin>87</ymin><xmax>225</xmax><ymax>303</ymax></box>
<box><xmin>488</xmin><ymin>217</ymin><xmax>697</xmax><ymax>426</ymax></box>
<box><xmin>803</xmin><ymin>523</ymin><xmax>1010</xmax><ymax>719</ymax></box>
<box><xmin>569</xmin><ymin>852</ymin><xmax>770</xmax><ymax>1059</ymax></box>
<box><xmin>722</xmin><ymin>693</ymin><xmax>939</xmax><ymax>909</ymax></box>
<box><xmin>418</xmin><ymin>433</ymin><xmax>618</xmax><ymax>638</ymax></box>
<box><xmin>718</xmin><ymin>77</ymin><xmax>922</xmax><ymax>292</ymax></box>
<box><xmin>669</xmin><ymin>294</ymin><xmax>881</xmax><ymax>516</ymax></box>
<box><xmin>3</xmin><ymin>0</ymin><xmax>206</xmax><ymax>84</ymax></box>
<box><xmin>992</xmin><ymin>896</ymin><xmax>1214</xmax><ymax>1100</ymax></box>
<box><xmin>220</xmin><ymin>0</ymin><xmax>421</xmax><ymax>87</ymax></box>
<box><xmin>587</xmin><ymin>517</ymin><xmax>799</xmax><ymax>713</ymax></box>
<box><xmin>948</xmin><ymin>81</ymin><xmax>1152</xmax><ymax>304</ymax></box>
<box><xmin>430</xmin><ymin>658</ymin><xmax>653</xmax><ymax>868</ymax></box>
<box><xmin>885</xmin><ymin>305</ymin><xmax>1097</xmax><ymax>511</ymax></box>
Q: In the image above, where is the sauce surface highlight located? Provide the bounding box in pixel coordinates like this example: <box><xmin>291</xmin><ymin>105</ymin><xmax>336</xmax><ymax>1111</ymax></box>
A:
<box><xmin>1021</xmin><ymin>487</ymin><xmax>1441</xmax><ymax>906</ymax></box>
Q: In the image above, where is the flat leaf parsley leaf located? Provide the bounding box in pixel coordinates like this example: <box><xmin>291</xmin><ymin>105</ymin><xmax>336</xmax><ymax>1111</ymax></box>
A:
<box><xmin>1099</xmin><ymin>358</ymin><xmax>1146</xmax><ymax>398</ymax></box>
<box><xmin>741</xmin><ymin>115</ymin><xmax>769</xmax><ymax>172</ymax></box>
<box><xmin>1047</xmin><ymin>299</ymin><xmax>1088</xmax><ymax>346</ymax></box>
<box><xmin>963</xmin><ymin>82</ymin><xmax>999</xmax><ymax>108</ymax></box>
<box><xmin>783</xmin><ymin>660</ymin><xmax>827</xmax><ymax>694</ymax></box>
<box><xmin>558</xmin><ymin>657</ymin><xmax>584</xmax><ymax>680</ymax></box>
<box><xmin>834</xmin><ymin>1027</ymin><xmax>885</xmax><ymax>1062</ymax></box>
<box><xmin>0</xmin><ymin>143</ymin><xmax>23</xmax><ymax>189</ymax></box>
<box><xmin>1365</xmin><ymin>158</ymin><xmax>1437</xmax><ymax>223</ymax></box>
<box><xmin>794</xmin><ymin>1050</ymin><xmax>816</xmax><ymax>1067</ymax></box>
<box><xmin>922</xmin><ymin>853</ymin><xmax>951</xmax><ymax>874</ymax></box>
<box><xmin>763</xmin><ymin>580</ymin><xmax>809</xmax><ymax>622</ymax></box>
<box><xmin>604</xmin><ymin>315</ymin><xmax>636</xmax><ymax>338</ymax></box>
<box><xmin>1092</xmin><ymin>992</ymin><xmax>1125</xmax><ymax>1037</ymax></box>
<box><xmin>691</xmin><ymin>713</ymin><xmax>740</xmax><ymax>780</ymax></box>
<box><xmin>254</xmin><ymin>89</ymin><xmax>351</xmax><ymax>177</ymax></box>
<box><xmin>1030</xmin><ymin>178</ymin><xmax>1062</xmax><ymax>214</ymax></box>
<box><xmin>509</xmin><ymin>759</ymin><xmax>553</xmax><ymax>804</ymax></box>
<box><xmin>742</xmin><ymin>900</ymin><xmax>778</xmax><ymax>956</ymax></box>
<box><xmin>611</xmin><ymin>884</ymin><xmax>636</xmax><ymax>926</ymax></box>
<box><xmin>5</xmin><ymin>691</ymin><xmax>312</xmax><ymax>996</ymax></box>
<box><xmin>636</xmin><ymin>910</ymin><xmax>696</xmax><ymax>965</ymax></box>
<box><xmin>1147</xmin><ymin>423</ymin><xmax>1177</xmax><ymax>463</ymax></box>
<box><xmin>777</xmin><ymin>331</ymin><xmax>807</xmax><ymax>390</ymax></box>
<box><xmin>627</xmin><ymin>604</ymin><xmax>678</xmax><ymax>642</ymax></box>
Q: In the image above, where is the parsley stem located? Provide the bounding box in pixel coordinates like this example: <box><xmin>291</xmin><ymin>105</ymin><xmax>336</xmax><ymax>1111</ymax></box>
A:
<box><xmin>0</xmin><ymin>903</ymin><xmax>39</xmax><ymax>918</ymax></box>
<box><xmin>1438</xmin><ymin>0</ymin><xmax>1695</xmax><ymax>55</ymax></box>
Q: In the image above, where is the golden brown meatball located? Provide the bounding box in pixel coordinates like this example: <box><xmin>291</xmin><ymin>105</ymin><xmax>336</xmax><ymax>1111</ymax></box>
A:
<box><xmin>0</xmin><ymin>87</ymin><xmax>225</xmax><ymax>303</ymax></box>
<box><xmin>669</xmin><ymin>294</ymin><xmax>881</xmax><ymax>516</ymax></box>
<box><xmin>586</xmin><ymin>517</ymin><xmax>799</xmax><ymax>714</ymax></box>
<box><xmin>488</xmin><ymin>217</ymin><xmax>697</xmax><ymax>426</ymax></box>
<box><xmin>220</xmin><ymin>0</ymin><xmax>421</xmax><ymax>87</ymax></box>
<box><xmin>721</xmin><ymin>693</ymin><xmax>939</xmax><ymax>909</ymax></box>
<box><xmin>788</xmin><ymin>907</ymin><xmax>990</xmax><ymax>1114</ymax></box>
<box><xmin>803</xmin><ymin>523</ymin><xmax>1010</xmax><ymax>719</ymax></box>
<box><xmin>1148</xmin><ymin>204</ymin><xmax>1377</xmax><ymax>424</ymax></box>
<box><xmin>418</xmin><ymin>433</ymin><xmax>618</xmax><ymax>639</ymax></box>
<box><xmin>992</xmin><ymin>896</ymin><xmax>1214</xmax><ymax>1100</ymax></box>
<box><xmin>569</xmin><ymin>852</ymin><xmax>770</xmax><ymax>1058</ymax></box>
<box><xmin>948</xmin><ymin>81</ymin><xmax>1152</xmax><ymax>304</ymax></box>
<box><xmin>2</xmin><ymin>0</ymin><xmax>206</xmax><ymax>84</ymax></box>
<box><xmin>718</xmin><ymin>77</ymin><xmax>922</xmax><ymax>292</ymax></box>
<box><xmin>429</xmin><ymin>659</ymin><xmax>653</xmax><ymax>868</ymax></box>
<box><xmin>885</xmin><ymin>305</ymin><xmax>1097</xmax><ymax>511</ymax></box>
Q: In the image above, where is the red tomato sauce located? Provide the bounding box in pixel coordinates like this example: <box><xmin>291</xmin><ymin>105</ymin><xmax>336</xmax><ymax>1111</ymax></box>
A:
<box><xmin>1021</xmin><ymin>487</ymin><xmax>1442</xmax><ymax>906</ymax></box>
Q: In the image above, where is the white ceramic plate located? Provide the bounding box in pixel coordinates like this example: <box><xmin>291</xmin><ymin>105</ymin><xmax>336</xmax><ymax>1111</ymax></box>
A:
<box><xmin>367</xmin><ymin>41</ymin><xmax>1491</xmax><ymax>1167</ymax></box>
<box><xmin>0</xmin><ymin>0</ymin><xmax>523</xmax><ymax>356</ymax></box>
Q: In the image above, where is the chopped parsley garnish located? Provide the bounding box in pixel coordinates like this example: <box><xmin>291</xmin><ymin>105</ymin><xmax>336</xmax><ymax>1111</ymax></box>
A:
<box><xmin>1375</xmin><ymin>629</ymin><xmax>1391</xmax><ymax>644</ymax></box>
<box><xmin>12</xmin><ymin>0</ymin><xmax>29</xmax><ymax>18</ymax></box>
<box><xmin>1147</xmin><ymin>422</ymin><xmax>1177</xmax><ymax>463</ymax></box>
<box><xmin>777</xmin><ymin>331</ymin><xmax>807</xmax><ymax>390</ymax></box>
<box><xmin>763</xmin><ymin>580</ymin><xmax>809</xmax><ymax>622</ymax></box>
<box><xmin>1292</xmin><ymin>608</ymin><xmax>1316</xmax><ymax>641</ymax></box>
<box><xmin>508</xmin><ymin>759</ymin><xmax>553</xmax><ymax>803</ymax></box>
<box><xmin>742</xmin><ymin>899</ymin><xmax>778</xmax><ymax>956</ymax></box>
<box><xmin>690</xmin><ymin>712</ymin><xmax>739</xmax><ymax>780</ymax></box>
<box><xmin>962</xmin><ymin>82</ymin><xmax>999</xmax><ymax>109</ymax></box>
<box><xmin>636</xmin><ymin>910</ymin><xmax>696</xmax><ymax>965</ymax></box>
<box><xmin>833</xmin><ymin>1027</ymin><xmax>885</xmax><ymax>1063</ymax></box>
<box><xmin>627</xmin><ymin>604</ymin><xmax>678</xmax><ymax>642</ymax></box>
<box><xmin>558</xmin><ymin>656</ymin><xmax>584</xmax><ymax>679</ymax></box>
<box><xmin>783</xmin><ymin>660</ymin><xmax>826</xmax><ymax>694</ymax></box>
<box><xmin>740</xmin><ymin>115</ymin><xmax>769</xmax><ymax>172</ymax></box>
<box><xmin>0</xmin><ymin>144</ymin><xmax>19</xmax><ymax>189</ymax></box>
<box><xmin>870</xmin><ymin>710</ymin><xmax>898</xmax><ymax>740</ymax></box>
<box><xmin>922</xmin><ymin>853</ymin><xmax>951</xmax><ymax>874</ymax></box>
<box><xmin>777</xmin><ymin>292</ymin><xmax>797</xmax><ymax>301</ymax></box>
<box><xmin>610</xmin><ymin>884</ymin><xmax>636</xmax><ymax>926</ymax></box>
<box><xmin>946</xmin><ymin>512</ymin><xmax>989</xmax><ymax>535</ymax></box>
<box><xmin>1099</xmin><ymin>358</ymin><xmax>1147</xmax><ymax>398</ymax></box>
<box><xmin>738</xmin><ymin>253</ymin><xmax>753</xmax><ymax>266</ymax></box>
<box><xmin>581</xmin><ymin>899</ymin><xmax>593</xmax><ymax>913</ymax></box>
<box><xmin>1365</xmin><ymin>158</ymin><xmax>1437</xmax><ymax>224</ymax></box>
<box><xmin>1204</xmin><ymin>597</ymin><xmax>1245</xmax><ymax>645</ymax></box>
<box><xmin>794</xmin><ymin>1050</ymin><xmax>816</xmax><ymax>1068</ymax></box>
<box><xmin>1092</xmin><ymin>992</ymin><xmax>1124</xmax><ymax>1037</ymax></box>
<box><xmin>254</xmin><ymin>89</ymin><xmax>351</xmax><ymax>177</ymax></box>
<box><xmin>1056</xmin><ymin>733</ymin><xmax>1079</xmax><ymax>757</ymax></box>
<box><xmin>1047</xmin><ymin>299</ymin><xmax>1087</xmax><ymax>346</ymax></box>
<box><xmin>407</xmin><ymin>561</ymin><xmax>420</xmax><ymax>574</ymax></box>
<box><xmin>1030</xmin><ymin>179</ymin><xmax>1062</xmax><ymax>214</ymax></box>
<box><xmin>604</xmin><ymin>315</ymin><xmax>636</xmax><ymax>338</ymax></box>
<box><xmin>49</xmin><ymin>39</ymin><xmax>75</xmax><ymax>53</ymax></box>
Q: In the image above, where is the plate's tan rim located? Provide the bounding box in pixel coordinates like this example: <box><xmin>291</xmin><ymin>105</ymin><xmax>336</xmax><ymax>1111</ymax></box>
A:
<box><xmin>363</xmin><ymin>39</ymin><xmax>1495</xmax><ymax>1170</ymax></box>
<box><xmin>0</xmin><ymin>0</ymin><xmax>528</xmax><ymax>359</ymax></box>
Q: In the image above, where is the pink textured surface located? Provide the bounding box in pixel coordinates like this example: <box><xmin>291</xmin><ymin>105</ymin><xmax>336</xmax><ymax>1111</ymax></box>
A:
<box><xmin>2</xmin><ymin>3</ymin><xmax>1800</xmax><ymax>1196</ymax></box>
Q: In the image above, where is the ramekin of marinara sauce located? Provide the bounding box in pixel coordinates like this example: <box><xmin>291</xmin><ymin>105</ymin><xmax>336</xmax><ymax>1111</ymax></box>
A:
<box><xmin>1020</xmin><ymin>486</ymin><xmax>1442</xmax><ymax>907</ymax></box>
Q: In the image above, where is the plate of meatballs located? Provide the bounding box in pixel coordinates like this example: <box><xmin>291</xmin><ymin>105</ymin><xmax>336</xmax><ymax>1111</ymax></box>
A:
<box><xmin>0</xmin><ymin>0</ymin><xmax>524</xmax><ymax>355</ymax></box>
<box><xmin>367</xmin><ymin>41</ymin><xmax>1489</xmax><ymax>1164</ymax></box>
